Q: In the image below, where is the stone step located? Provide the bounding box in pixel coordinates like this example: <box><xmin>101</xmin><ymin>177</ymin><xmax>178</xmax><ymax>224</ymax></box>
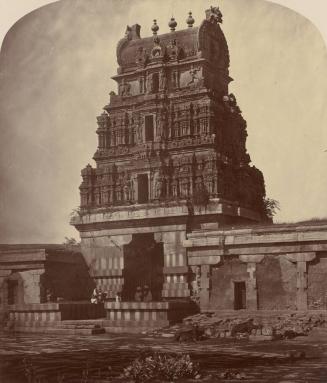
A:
<box><xmin>6</xmin><ymin>325</ymin><xmax>105</xmax><ymax>335</ymax></box>
<box><xmin>104</xmin><ymin>326</ymin><xmax>159</xmax><ymax>334</ymax></box>
<box><xmin>61</xmin><ymin>319</ymin><xmax>105</xmax><ymax>325</ymax></box>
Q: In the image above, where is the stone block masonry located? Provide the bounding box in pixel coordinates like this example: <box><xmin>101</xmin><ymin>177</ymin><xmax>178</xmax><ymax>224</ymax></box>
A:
<box><xmin>103</xmin><ymin>301</ymin><xmax>196</xmax><ymax>333</ymax></box>
<box><xmin>5</xmin><ymin>302</ymin><xmax>106</xmax><ymax>334</ymax></box>
<box><xmin>184</xmin><ymin>222</ymin><xmax>327</xmax><ymax>312</ymax></box>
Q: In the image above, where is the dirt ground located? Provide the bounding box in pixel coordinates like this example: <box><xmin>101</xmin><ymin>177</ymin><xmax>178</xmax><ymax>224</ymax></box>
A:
<box><xmin>0</xmin><ymin>329</ymin><xmax>327</xmax><ymax>382</ymax></box>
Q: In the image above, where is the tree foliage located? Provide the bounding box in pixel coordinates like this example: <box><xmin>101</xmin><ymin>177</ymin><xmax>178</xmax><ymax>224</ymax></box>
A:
<box><xmin>62</xmin><ymin>237</ymin><xmax>79</xmax><ymax>246</ymax></box>
<box><xmin>263</xmin><ymin>198</ymin><xmax>280</xmax><ymax>220</ymax></box>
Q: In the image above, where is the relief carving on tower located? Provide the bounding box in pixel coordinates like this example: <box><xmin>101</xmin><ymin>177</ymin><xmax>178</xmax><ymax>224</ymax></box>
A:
<box><xmin>78</xmin><ymin>8</ymin><xmax>268</xmax><ymax>221</ymax></box>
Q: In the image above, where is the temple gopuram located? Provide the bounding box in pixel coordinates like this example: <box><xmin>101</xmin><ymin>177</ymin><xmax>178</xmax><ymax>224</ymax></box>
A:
<box><xmin>71</xmin><ymin>6</ymin><xmax>267</xmax><ymax>307</ymax></box>
<box><xmin>2</xmin><ymin>6</ymin><xmax>327</xmax><ymax>335</ymax></box>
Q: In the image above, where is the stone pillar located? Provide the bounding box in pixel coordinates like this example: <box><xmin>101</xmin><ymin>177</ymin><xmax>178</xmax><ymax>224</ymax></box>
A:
<box><xmin>81</xmin><ymin>233</ymin><xmax>132</xmax><ymax>299</ymax></box>
<box><xmin>157</xmin><ymin>230</ymin><xmax>190</xmax><ymax>299</ymax></box>
<box><xmin>199</xmin><ymin>264</ymin><xmax>210</xmax><ymax>310</ymax></box>
<box><xmin>286</xmin><ymin>252</ymin><xmax>316</xmax><ymax>311</ymax></box>
<box><xmin>239</xmin><ymin>255</ymin><xmax>264</xmax><ymax>311</ymax></box>
<box><xmin>188</xmin><ymin>251</ymin><xmax>221</xmax><ymax>311</ymax></box>
<box><xmin>22</xmin><ymin>269</ymin><xmax>44</xmax><ymax>304</ymax></box>
<box><xmin>0</xmin><ymin>270</ymin><xmax>11</xmax><ymax>307</ymax></box>
<box><xmin>105</xmin><ymin>234</ymin><xmax>132</xmax><ymax>298</ymax></box>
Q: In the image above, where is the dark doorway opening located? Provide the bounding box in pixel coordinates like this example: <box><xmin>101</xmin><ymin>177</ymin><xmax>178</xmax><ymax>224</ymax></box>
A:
<box><xmin>145</xmin><ymin>115</ymin><xmax>154</xmax><ymax>141</ymax></box>
<box><xmin>7</xmin><ymin>280</ymin><xmax>18</xmax><ymax>305</ymax></box>
<box><xmin>122</xmin><ymin>233</ymin><xmax>164</xmax><ymax>301</ymax></box>
<box><xmin>137</xmin><ymin>173</ymin><xmax>149</xmax><ymax>203</ymax></box>
<box><xmin>234</xmin><ymin>281</ymin><xmax>246</xmax><ymax>310</ymax></box>
<box><xmin>152</xmin><ymin>73</ymin><xmax>159</xmax><ymax>93</ymax></box>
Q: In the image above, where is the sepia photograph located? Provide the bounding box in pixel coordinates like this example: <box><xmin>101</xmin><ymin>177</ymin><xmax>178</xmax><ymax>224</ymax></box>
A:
<box><xmin>0</xmin><ymin>0</ymin><xmax>327</xmax><ymax>381</ymax></box>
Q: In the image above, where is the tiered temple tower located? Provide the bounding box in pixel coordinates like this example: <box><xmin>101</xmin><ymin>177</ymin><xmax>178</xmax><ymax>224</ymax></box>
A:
<box><xmin>71</xmin><ymin>7</ymin><xmax>268</xmax><ymax>303</ymax></box>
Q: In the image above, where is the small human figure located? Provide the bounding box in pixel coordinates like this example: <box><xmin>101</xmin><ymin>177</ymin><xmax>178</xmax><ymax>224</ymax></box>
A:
<box><xmin>115</xmin><ymin>292</ymin><xmax>122</xmax><ymax>302</ymax></box>
<box><xmin>142</xmin><ymin>285</ymin><xmax>152</xmax><ymax>302</ymax></box>
<box><xmin>101</xmin><ymin>290</ymin><xmax>108</xmax><ymax>302</ymax></box>
<box><xmin>97</xmin><ymin>288</ymin><xmax>103</xmax><ymax>302</ymax></box>
<box><xmin>46</xmin><ymin>288</ymin><xmax>54</xmax><ymax>303</ymax></box>
<box><xmin>91</xmin><ymin>287</ymin><xmax>100</xmax><ymax>304</ymax></box>
<box><xmin>134</xmin><ymin>286</ymin><xmax>143</xmax><ymax>302</ymax></box>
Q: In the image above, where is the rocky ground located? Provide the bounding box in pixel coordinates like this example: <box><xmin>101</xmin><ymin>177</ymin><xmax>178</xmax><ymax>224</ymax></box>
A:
<box><xmin>148</xmin><ymin>311</ymin><xmax>327</xmax><ymax>342</ymax></box>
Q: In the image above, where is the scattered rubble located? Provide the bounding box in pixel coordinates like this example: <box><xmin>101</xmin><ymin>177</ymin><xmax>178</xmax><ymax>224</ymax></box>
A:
<box><xmin>148</xmin><ymin>312</ymin><xmax>326</xmax><ymax>342</ymax></box>
<box><xmin>220</xmin><ymin>369</ymin><xmax>246</xmax><ymax>380</ymax></box>
<box><xmin>174</xmin><ymin>324</ymin><xmax>204</xmax><ymax>342</ymax></box>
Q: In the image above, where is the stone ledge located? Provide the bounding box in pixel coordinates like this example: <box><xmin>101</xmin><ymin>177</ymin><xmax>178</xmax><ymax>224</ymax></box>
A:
<box><xmin>91</xmin><ymin>269</ymin><xmax>123</xmax><ymax>277</ymax></box>
<box><xmin>7</xmin><ymin>303</ymin><xmax>60</xmax><ymax>311</ymax></box>
<box><xmin>163</xmin><ymin>266</ymin><xmax>189</xmax><ymax>274</ymax></box>
<box><xmin>104</xmin><ymin>301</ymin><xmax>191</xmax><ymax>310</ymax></box>
<box><xmin>186</xmin><ymin>224</ymin><xmax>327</xmax><ymax>252</ymax></box>
<box><xmin>163</xmin><ymin>282</ymin><xmax>189</xmax><ymax>289</ymax></box>
<box><xmin>103</xmin><ymin>319</ymin><xmax>169</xmax><ymax>327</ymax></box>
<box><xmin>162</xmin><ymin>290</ymin><xmax>190</xmax><ymax>297</ymax></box>
<box><xmin>71</xmin><ymin>199</ymin><xmax>260</xmax><ymax>228</ymax></box>
<box><xmin>6</xmin><ymin>302</ymin><xmax>105</xmax><ymax>322</ymax></box>
<box><xmin>4</xmin><ymin>325</ymin><xmax>105</xmax><ymax>335</ymax></box>
<box><xmin>0</xmin><ymin>250</ymin><xmax>46</xmax><ymax>263</ymax></box>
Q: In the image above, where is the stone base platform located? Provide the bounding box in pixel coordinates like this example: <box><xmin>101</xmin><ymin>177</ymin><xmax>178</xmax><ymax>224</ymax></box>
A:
<box><xmin>5</xmin><ymin>320</ymin><xmax>106</xmax><ymax>335</ymax></box>
<box><xmin>2</xmin><ymin>301</ymin><xmax>197</xmax><ymax>334</ymax></box>
<box><xmin>4</xmin><ymin>302</ymin><xmax>106</xmax><ymax>334</ymax></box>
<box><xmin>104</xmin><ymin>301</ymin><xmax>197</xmax><ymax>333</ymax></box>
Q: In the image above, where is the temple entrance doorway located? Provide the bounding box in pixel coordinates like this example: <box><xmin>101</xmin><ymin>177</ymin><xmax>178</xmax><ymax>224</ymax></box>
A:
<box><xmin>234</xmin><ymin>281</ymin><xmax>246</xmax><ymax>310</ymax></box>
<box><xmin>122</xmin><ymin>233</ymin><xmax>164</xmax><ymax>301</ymax></box>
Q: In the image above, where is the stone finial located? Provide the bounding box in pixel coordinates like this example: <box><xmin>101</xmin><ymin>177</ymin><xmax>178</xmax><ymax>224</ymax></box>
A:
<box><xmin>186</xmin><ymin>11</ymin><xmax>195</xmax><ymax>27</ymax></box>
<box><xmin>130</xmin><ymin>24</ymin><xmax>141</xmax><ymax>39</ymax></box>
<box><xmin>168</xmin><ymin>17</ymin><xmax>177</xmax><ymax>32</ymax></box>
<box><xmin>151</xmin><ymin>19</ymin><xmax>159</xmax><ymax>35</ymax></box>
<box><xmin>124</xmin><ymin>26</ymin><xmax>132</xmax><ymax>40</ymax></box>
<box><xmin>125</xmin><ymin>24</ymin><xmax>141</xmax><ymax>40</ymax></box>
<box><xmin>205</xmin><ymin>6</ymin><xmax>223</xmax><ymax>24</ymax></box>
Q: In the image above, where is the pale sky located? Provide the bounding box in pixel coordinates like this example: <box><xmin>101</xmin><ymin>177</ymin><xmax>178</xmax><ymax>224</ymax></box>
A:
<box><xmin>0</xmin><ymin>0</ymin><xmax>326</xmax><ymax>243</ymax></box>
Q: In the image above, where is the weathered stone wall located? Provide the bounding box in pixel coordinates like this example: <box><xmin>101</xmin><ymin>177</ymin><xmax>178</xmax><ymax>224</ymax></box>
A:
<box><xmin>185</xmin><ymin>222</ymin><xmax>327</xmax><ymax>312</ymax></box>
<box><xmin>256</xmin><ymin>255</ymin><xmax>297</xmax><ymax>310</ymax></box>
<box><xmin>80</xmin><ymin>234</ymin><xmax>131</xmax><ymax>299</ymax></box>
<box><xmin>19</xmin><ymin>270</ymin><xmax>44</xmax><ymax>304</ymax></box>
<box><xmin>209</xmin><ymin>256</ymin><xmax>247</xmax><ymax>310</ymax></box>
<box><xmin>308</xmin><ymin>252</ymin><xmax>327</xmax><ymax>309</ymax></box>
<box><xmin>79</xmin><ymin>224</ymin><xmax>190</xmax><ymax>300</ymax></box>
